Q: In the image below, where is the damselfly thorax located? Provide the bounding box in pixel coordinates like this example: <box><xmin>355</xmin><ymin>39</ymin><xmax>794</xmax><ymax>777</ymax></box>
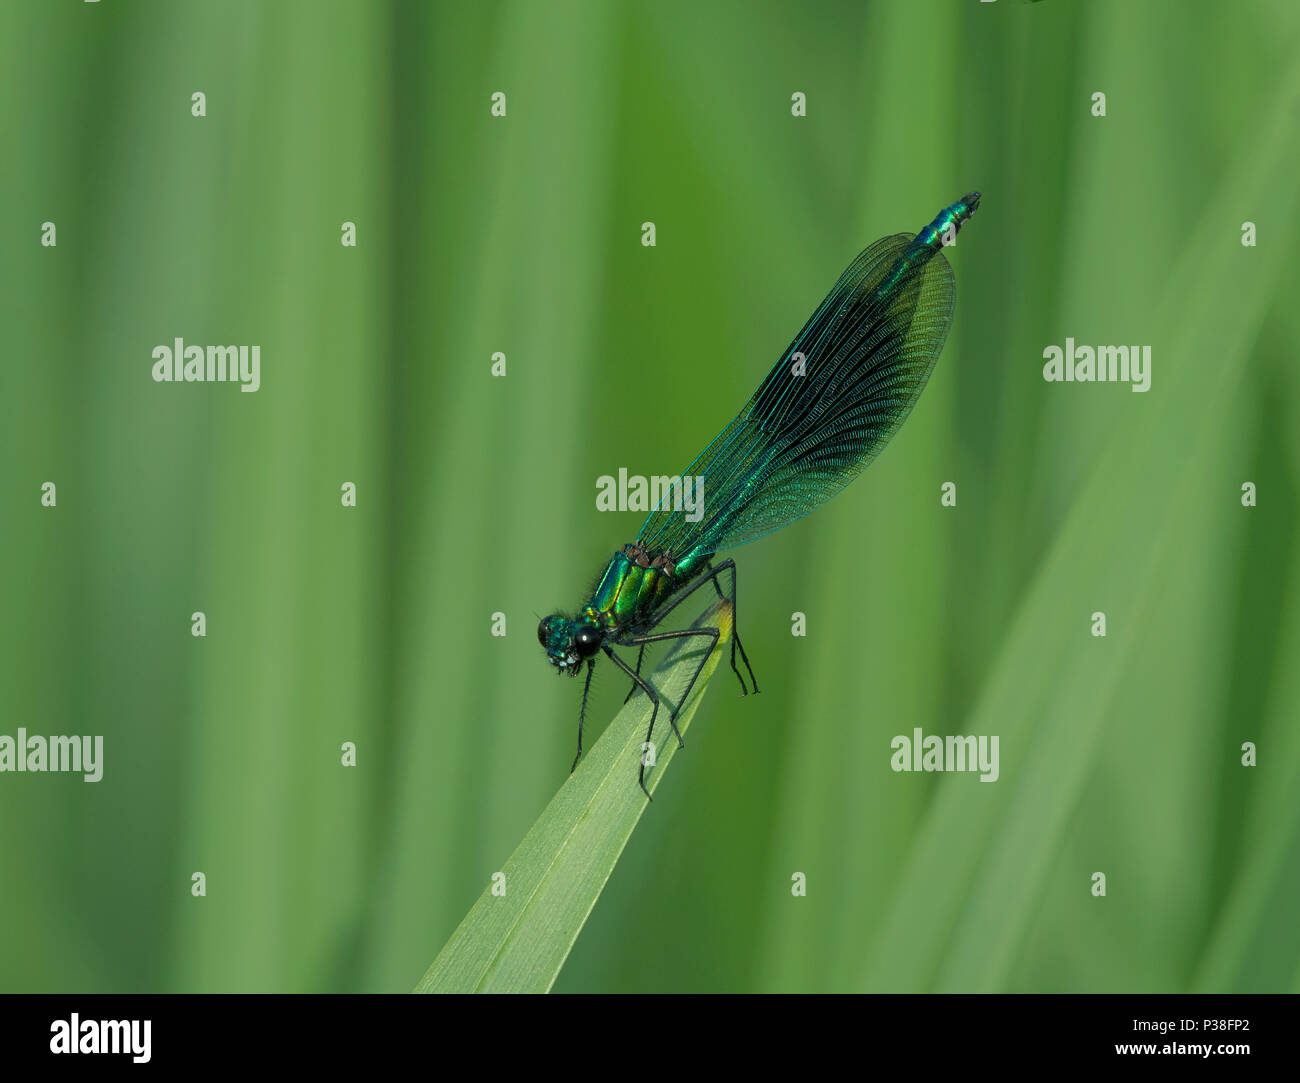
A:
<box><xmin>538</xmin><ymin>542</ymin><xmax>699</xmax><ymax>668</ymax></box>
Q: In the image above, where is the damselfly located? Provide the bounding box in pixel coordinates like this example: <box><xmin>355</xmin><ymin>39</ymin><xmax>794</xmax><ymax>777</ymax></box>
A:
<box><xmin>539</xmin><ymin>193</ymin><xmax>981</xmax><ymax>797</ymax></box>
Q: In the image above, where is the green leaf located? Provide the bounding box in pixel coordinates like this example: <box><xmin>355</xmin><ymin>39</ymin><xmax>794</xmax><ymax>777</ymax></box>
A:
<box><xmin>415</xmin><ymin>599</ymin><xmax>734</xmax><ymax>993</ymax></box>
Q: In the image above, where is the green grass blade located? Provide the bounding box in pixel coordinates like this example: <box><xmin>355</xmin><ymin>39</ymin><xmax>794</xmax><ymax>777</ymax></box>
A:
<box><xmin>414</xmin><ymin>600</ymin><xmax>734</xmax><ymax>993</ymax></box>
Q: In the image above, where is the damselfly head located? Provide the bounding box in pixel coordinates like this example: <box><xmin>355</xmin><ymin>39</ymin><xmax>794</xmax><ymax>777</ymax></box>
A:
<box><xmin>538</xmin><ymin>614</ymin><xmax>602</xmax><ymax>675</ymax></box>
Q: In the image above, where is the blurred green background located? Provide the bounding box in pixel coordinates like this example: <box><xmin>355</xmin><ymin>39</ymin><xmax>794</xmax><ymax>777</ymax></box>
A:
<box><xmin>2</xmin><ymin>0</ymin><xmax>1298</xmax><ymax>993</ymax></box>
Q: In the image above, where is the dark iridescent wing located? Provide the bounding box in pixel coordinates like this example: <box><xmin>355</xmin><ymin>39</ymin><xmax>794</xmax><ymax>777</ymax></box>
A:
<box><xmin>637</xmin><ymin>234</ymin><xmax>956</xmax><ymax>563</ymax></box>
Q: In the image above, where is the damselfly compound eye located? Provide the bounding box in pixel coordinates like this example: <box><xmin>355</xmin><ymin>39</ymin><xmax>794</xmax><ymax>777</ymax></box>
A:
<box><xmin>574</xmin><ymin>626</ymin><xmax>601</xmax><ymax>658</ymax></box>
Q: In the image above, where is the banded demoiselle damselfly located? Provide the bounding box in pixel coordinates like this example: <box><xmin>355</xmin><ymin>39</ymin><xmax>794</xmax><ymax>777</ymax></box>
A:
<box><xmin>539</xmin><ymin>192</ymin><xmax>981</xmax><ymax>797</ymax></box>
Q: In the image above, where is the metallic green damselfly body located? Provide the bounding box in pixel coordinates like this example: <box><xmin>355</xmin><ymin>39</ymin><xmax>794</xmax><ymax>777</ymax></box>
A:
<box><xmin>540</xmin><ymin>193</ymin><xmax>981</xmax><ymax>798</ymax></box>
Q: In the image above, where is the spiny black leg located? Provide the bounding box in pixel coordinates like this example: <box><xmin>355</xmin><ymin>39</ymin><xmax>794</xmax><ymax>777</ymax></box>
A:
<box><xmin>702</xmin><ymin>560</ymin><xmax>747</xmax><ymax>694</ymax></box>
<box><xmin>613</xmin><ymin>624</ymin><xmax>717</xmax><ymax>743</ymax></box>
<box><xmin>622</xmin><ymin>643</ymin><xmax>645</xmax><ymax>704</ymax></box>
<box><xmin>603</xmin><ymin>645</ymin><xmax>662</xmax><ymax>800</ymax></box>
<box><xmin>734</xmin><ymin>633</ymin><xmax>757</xmax><ymax>694</ymax></box>
<box><xmin>570</xmin><ymin>658</ymin><xmax>596</xmax><ymax>772</ymax></box>
<box><xmin>624</xmin><ymin>626</ymin><xmax>720</xmax><ymax>751</ymax></box>
<box><xmin>706</xmin><ymin>559</ymin><xmax>758</xmax><ymax>695</ymax></box>
<box><xmin>642</xmin><ymin>559</ymin><xmax>760</xmax><ymax>697</ymax></box>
